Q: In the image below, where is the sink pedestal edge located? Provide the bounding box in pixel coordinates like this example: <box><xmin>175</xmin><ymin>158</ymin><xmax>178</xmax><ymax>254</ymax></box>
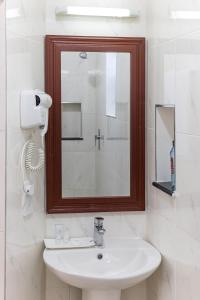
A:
<box><xmin>82</xmin><ymin>289</ymin><xmax>121</xmax><ymax>300</ymax></box>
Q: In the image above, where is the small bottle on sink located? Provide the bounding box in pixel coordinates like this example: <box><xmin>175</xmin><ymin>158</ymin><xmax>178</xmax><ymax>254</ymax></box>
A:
<box><xmin>170</xmin><ymin>140</ymin><xmax>175</xmax><ymax>191</ymax></box>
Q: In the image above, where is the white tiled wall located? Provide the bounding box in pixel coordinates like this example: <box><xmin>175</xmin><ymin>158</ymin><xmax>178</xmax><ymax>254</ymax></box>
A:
<box><xmin>5</xmin><ymin>0</ymin><xmax>200</xmax><ymax>300</ymax></box>
<box><xmin>146</xmin><ymin>0</ymin><xmax>200</xmax><ymax>299</ymax></box>
<box><xmin>9</xmin><ymin>1</ymin><xmax>200</xmax><ymax>300</ymax></box>
<box><xmin>0</xmin><ymin>0</ymin><xmax>6</xmax><ymax>299</ymax></box>
<box><xmin>6</xmin><ymin>0</ymin><xmax>46</xmax><ymax>300</ymax></box>
<box><xmin>45</xmin><ymin>0</ymin><xmax>146</xmax><ymax>37</ymax></box>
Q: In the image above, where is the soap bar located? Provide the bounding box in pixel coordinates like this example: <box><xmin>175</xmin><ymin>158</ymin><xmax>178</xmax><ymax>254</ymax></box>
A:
<box><xmin>44</xmin><ymin>237</ymin><xmax>95</xmax><ymax>249</ymax></box>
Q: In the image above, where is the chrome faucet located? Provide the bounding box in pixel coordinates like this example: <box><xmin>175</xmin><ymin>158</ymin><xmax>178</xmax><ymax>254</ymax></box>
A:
<box><xmin>95</xmin><ymin>129</ymin><xmax>104</xmax><ymax>151</ymax></box>
<box><xmin>94</xmin><ymin>217</ymin><xmax>106</xmax><ymax>247</ymax></box>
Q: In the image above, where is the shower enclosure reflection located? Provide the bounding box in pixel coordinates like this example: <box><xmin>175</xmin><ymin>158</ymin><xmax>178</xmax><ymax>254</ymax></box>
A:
<box><xmin>61</xmin><ymin>51</ymin><xmax>130</xmax><ymax>198</ymax></box>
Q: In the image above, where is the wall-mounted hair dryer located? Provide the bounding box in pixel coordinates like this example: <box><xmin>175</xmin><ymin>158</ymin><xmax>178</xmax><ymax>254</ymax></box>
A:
<box><xmin>20</xmin><ymin>90</ymin><xmax>52</xmax><ymax>136</ymax></box>
<box><xmin>20</xmin><ymin>90</ymin><xmax>52</xmax><ymax>217</ymax></box>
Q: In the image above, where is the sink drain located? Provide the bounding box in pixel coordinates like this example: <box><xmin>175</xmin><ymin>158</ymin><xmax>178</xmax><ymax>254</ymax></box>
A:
<box><xmin>97</xmin><ymin>253</ymin><xmax>103</xmax><ymax>260</ymax></box>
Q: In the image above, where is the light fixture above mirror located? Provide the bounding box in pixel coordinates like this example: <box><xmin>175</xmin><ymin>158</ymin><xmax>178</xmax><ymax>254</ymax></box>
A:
<box><xmin>55</xmin><ymin>6</ymin><xmax>140</xmax><ymax>18</ymax></box>
<box><xmin>170</xmin><ymin>10</ymin><xmax>200</xmax><ymax>20</ymax></box>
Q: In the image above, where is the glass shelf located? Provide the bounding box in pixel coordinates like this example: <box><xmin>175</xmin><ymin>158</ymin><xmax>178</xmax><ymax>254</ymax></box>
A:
<box><xmin>152</xmin><ymin>181</ymin><xmax>174</xmax><ymax>196</ymax></box>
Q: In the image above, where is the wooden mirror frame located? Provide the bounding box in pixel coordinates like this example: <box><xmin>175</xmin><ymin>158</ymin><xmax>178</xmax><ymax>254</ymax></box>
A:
<box><xmin>45</xmin><ymin>35</ymin><xmax>145</xmax><ymax>214</ymax></box>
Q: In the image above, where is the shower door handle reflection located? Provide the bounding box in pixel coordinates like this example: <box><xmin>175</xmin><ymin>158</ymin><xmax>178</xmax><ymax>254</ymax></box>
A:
<box><xmin>95</xmin><ymin>129</ymin><xmax>104</xmax><ymax>150</ymax></box>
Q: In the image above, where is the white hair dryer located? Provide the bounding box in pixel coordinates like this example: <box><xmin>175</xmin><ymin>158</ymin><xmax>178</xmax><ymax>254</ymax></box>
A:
<box><xmin>20</xmin><ymin>90</ymin><xmax>52</xmax><ymax>217</ymax></box>
<box><xmin>20</xmin><ymin>90</ymin><xmax>52</xmax><ymax>136</ymax></box>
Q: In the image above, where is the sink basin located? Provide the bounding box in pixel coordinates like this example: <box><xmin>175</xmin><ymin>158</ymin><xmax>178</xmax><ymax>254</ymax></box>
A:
<box><xmin>43</xmin><ymin>238</ymin><xmax>161</xmax><ymax>300</ymax></box>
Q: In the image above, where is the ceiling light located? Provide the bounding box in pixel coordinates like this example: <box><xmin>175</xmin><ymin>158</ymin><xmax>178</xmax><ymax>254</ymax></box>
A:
<box><xmin>55</xmin><ymin>6</ymin><xmax>140</xmax><ymax>18</ymax></box>
<box><xmin>171</xmin><ymin>10</ymin><xmax>200</xmax><ymax>20</ymax></box>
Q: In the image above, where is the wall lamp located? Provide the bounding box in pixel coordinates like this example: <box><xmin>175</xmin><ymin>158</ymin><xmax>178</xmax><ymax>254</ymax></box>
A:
<box><xmin>171</xmin><ymin>10</ymin><xmax>200</xmax><ymax>20</ymax></box>
<box><xmin>55</xmin><ymin>6</ymin><xmax>140</xmax><ymax>19</ymax></box>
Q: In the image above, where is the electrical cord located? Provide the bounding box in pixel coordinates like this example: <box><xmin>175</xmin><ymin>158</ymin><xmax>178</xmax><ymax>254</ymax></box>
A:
<box><xmin>20</xmin><ymin>135</ymin><xmax>45</xmax><ymax>185</ymax></box>
<box><xmin>25</xmin><ymin>140</ymin><xmax>45</xmax><ymax>172</ymax></box>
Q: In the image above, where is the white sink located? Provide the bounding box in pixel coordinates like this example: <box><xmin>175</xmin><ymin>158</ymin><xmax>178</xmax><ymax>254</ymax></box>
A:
<box><xmin>43</xmin><ymin>238</ymin><xmax>161</xmax><ymax>300</ymax></box>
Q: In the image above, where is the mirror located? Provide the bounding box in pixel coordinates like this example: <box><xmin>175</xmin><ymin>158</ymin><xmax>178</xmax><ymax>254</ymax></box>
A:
<box><xmin>61</xmin><ymin>51</ymin><xmax>130</xmax><ymax>198</ymax></box>
<box><xmin>45</xmin><ymin>36</ymin><xmax>145</xmax><ymax>213</ymax></box>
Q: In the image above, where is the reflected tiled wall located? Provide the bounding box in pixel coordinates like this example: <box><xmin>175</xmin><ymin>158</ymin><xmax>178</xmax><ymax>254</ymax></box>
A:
<box><xmin>6</xmin><ymin>0</ymin><xmax>46</xmax><ymax>300</ymax></box>
<box><xmin>95</xmin><ymin>53</ymin><xmax>130</xmax><ymax>197</ymax></box>
<box><xmin>61</xmin><ymin>52</ymin><xmax>97</xmax><ymax>198</ymax></box>
<box><xmin>146</xmin><ymin>0</ymin><xmax>200</xmax><ymax>299</ymax></box>
<box><xmin>0</xmin><ymin>0</ymin><xmax>6</xmax><ymax>299</ymax></box>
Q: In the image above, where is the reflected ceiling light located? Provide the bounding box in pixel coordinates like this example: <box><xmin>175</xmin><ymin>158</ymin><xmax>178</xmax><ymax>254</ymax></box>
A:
<box><xmin>171</xmin><ymin>10</ymin><xmax>200</xmax><ymax>19</ymax></box>
<box><xmin>6</xmin><ymin>8</ymin><xmax>21</xmax><ymax>19</ymax></box>
<box><xmin>55</xmin><ymin>6</ymin><xmax>140</xmax><ymax>18</ymax></box>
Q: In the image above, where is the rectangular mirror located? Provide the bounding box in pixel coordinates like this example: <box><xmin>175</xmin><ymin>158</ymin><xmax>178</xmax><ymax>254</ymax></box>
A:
<box><xmin>45</xmin><ymin>35</ymin><xmax>145</xmax><ymax>213</ymax></box>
